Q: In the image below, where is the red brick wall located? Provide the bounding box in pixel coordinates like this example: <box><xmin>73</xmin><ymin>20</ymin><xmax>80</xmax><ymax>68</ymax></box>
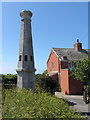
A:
<box><xmin>60</xmin><ymin>69</ymin><xmax>69</xmax><ymax>94</ymax></box>
<box><xmin>69</xmin><ymin>75</ymin><xmax>83</xmax><ymax>95</ymax></box>
<box><xmin>47</xmin><ymin>49</ymin><xmax>83</xmax><ymax>95</ymax></box>
<box><xmin>47</xmin><ymin>49</ymin><xmax>59</xmax><ymax>73</ymax></box>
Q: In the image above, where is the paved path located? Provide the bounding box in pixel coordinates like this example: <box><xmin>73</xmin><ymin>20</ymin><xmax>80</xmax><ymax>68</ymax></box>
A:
<box><xmin>55</xmin><ymin>92</ymin><xmax>90</xmax><ymax>119</ymax></box>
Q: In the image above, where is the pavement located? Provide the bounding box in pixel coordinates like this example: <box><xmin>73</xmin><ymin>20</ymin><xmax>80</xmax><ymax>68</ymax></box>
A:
<box><xmin>55</xmin><ymin>92</ymin><xmax>90</xmax><ymax>119</ymax></box>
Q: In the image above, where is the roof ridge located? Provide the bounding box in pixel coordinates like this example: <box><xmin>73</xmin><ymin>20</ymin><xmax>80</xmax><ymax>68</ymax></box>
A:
<box><xmin>52</xmin><ymin>48</ymin><xmax>88</xmax><ymax>61</ymax></box>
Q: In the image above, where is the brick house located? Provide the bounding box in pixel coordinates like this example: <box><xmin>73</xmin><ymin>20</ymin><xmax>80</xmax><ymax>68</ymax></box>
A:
<box><xmin>47</xmin><ymin>39</ymin><xmax>88</xmax><ymax>95</ymax></box>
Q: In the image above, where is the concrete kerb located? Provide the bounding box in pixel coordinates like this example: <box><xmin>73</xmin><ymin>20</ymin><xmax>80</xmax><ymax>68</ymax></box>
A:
<box><xmin>55</xmin><ymin>92</ymin><xmax>83</xmax><ymax>99</ymax></box>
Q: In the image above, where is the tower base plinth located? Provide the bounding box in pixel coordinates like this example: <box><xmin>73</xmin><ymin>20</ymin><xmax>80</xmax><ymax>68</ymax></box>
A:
<box><xmin>17</xmin><ymin>70</ymin><xmax>35</xmax><ymax>92</ymax></box>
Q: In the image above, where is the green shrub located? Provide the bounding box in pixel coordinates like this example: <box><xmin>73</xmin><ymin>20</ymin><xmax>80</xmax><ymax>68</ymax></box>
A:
<box><xmin>0</xmin><ymin>74</ymin><xmax>17</xmax><ymax>89</ymax></box>
<box><xmin>2</xmin><ymin>87</ymin><xmax>84</xmax><ymax>119</ymax></box>
<box><xmin>35</xmin><ymin>74</ymin><xmax>58</xmax><ymax>93</ymax></box>
<box><xmin>2</xmin><ymin>74</ymin><xmax>17</xmax><ymax>84</ymax></box>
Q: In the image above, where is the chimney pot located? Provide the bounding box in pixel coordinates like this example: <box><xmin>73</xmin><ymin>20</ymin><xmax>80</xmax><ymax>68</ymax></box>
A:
<box><xmin>77</xmin><ymin>39</ymin><xmax>79</xmax><ymax>43</ymax></box>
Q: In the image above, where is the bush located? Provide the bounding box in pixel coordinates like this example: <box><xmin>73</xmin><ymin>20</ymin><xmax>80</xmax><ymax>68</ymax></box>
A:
<box><xmin>2</xmin><ymin>87</ymin><xmax>84</xmax><ymax>119</ymax></box>
<box><xmin>0</xmin><ymin>74</ymin><xmax>17</xmax><ymax>89</ymax></box>
<box><xmin>35</xmin><ymin>74</ymin><xmax>57</xmax><ymax>93</ymax></box>
<box><xmin>2</xmin><ymin>74</ymin><xmax>17</xmax><ymax>84</ymax></box>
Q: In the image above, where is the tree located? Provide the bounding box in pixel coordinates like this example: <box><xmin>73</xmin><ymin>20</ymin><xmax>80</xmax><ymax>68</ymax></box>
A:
<box><xmin>70</xmin><ymin>57</ymin><xmax>90</xmax><ymax>103</ymax></box>
<box><xmin>70</xmin><ymin>58</ymin><xmax>90</xmax><ymax>83</ymax></box>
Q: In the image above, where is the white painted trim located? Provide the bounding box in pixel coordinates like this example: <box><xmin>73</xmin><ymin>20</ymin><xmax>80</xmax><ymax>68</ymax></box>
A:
<box><xmin>49</xmin><ymin>71</ymin><xmax>58</xmax><ymax>76</ymax></box>
<box><xmin>52</xmin><ymin>49</ymin><xmax>58</xmax><ymax>57</ymax></box>
<box><xmin>59</xmin><ymin>58</ymin><xmax>62</xmax><ymax>61</ymax></box>
<box><xmin>52</xmin><ymin>48</ymin><xmax>61</xmax><ymax>61</ymax></box>
<box><xmin>47</xmin><ymin>48</ymin><xmax>62</xmax><ymax>63</ymax></box>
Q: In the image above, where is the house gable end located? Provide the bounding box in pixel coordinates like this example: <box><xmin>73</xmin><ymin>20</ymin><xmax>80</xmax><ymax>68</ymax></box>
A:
<box><xmin>47</xmin><ymin>48</ymin><xmax>59</xmax><ymax>64</ymax></box>
<box><xmin>47</xmin><ymin>49</ymin><xmax>60</xmax><ymax>73</ymax></box>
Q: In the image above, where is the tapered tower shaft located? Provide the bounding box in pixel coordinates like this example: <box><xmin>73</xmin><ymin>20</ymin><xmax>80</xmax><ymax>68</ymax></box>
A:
<box><xmin>16</xmin><ymin>10</ymin><xmax>35</xmax><ymax>91</ymax></box>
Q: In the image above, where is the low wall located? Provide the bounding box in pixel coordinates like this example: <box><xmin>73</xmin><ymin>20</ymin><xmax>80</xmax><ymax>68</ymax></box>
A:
<box><xmin>69</xmin><ymin>75</ymin><xmax>83</xmax><ymax>95</ymax></box>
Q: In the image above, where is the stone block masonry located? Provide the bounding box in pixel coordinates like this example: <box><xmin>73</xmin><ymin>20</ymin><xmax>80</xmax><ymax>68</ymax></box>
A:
<box><xmin>16</xmin><ymin>10</ymin><xmax>36</xmax><ymax>91</ymax></box>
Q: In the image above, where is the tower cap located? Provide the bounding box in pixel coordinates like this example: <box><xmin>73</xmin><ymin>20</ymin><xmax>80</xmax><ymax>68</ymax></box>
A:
<box><xmin>20</xmin><ymin>10</ymin><xmax>32</xmax><ymax>18</ymax></box>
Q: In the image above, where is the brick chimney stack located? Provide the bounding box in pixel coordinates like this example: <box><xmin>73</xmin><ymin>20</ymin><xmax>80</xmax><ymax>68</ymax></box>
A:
<box><xmin>73</xmin><ymin>39</ymin><xmax>82</xmax><ymax>51</ymax></box>
<box><xmin>77</xmin><ymin>39</ymin><xmax>79</xmax><ymax>43</ymax></box>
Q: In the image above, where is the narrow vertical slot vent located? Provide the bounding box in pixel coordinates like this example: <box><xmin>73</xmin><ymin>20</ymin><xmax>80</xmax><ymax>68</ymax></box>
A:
<box><xmin>31</xmin><ymin>56</ymin><xmax>33</xmax><ymax>61</ymax></box>
<box><xmin>25</xmin><ymin>55</ymin><xmax>27</xmax><ymax>61</ymax></box>
<box><xmin>19</xmin><ymin>55</ymin><xmax>21</xmax><ymax>61</ymax></box>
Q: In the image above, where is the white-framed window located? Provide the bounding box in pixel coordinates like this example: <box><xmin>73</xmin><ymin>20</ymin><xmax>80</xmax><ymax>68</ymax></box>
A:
<box><xmin>52</xmin><ymin>62</ymin><xmax>54</xmax><ymax>70</ymax></box>
<box><xmin>68</xmin><ymin>62</ymin><xmax>72</xmax><ymax>69</ymax></box>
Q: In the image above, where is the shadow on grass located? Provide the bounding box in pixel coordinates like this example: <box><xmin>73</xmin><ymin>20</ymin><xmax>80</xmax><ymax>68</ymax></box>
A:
<box><xmin>63</xmin><ymin>99</ymin><xmax>77</xmax><ymax>106</ymax></box>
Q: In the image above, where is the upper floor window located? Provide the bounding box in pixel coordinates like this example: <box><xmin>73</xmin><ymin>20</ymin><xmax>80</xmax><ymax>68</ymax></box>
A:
<box><xmin>68</xmin><ymin>62</ymin><xmax>72</xmax><ymax>69</ymax></box>
<box><xmin>52</xmin><ymin>62</ymin><xmax>54</xmax><ymax>70</ymax></box>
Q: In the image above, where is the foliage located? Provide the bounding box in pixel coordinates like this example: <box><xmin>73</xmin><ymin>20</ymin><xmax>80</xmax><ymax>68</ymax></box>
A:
<box><xmin>40</xmin><ymin>76</ymin><xmax>57</xmax><ymax>93</ymax></box>
<box><xmin>0</xmin><ymin>74</ymin><xmax>17</xmax><ymax>89</ymax></box>
<box><xmin>70</xmin><ymin>58</ymin><xmax>90</xmax><ymax>83</ymax></box>
<box><xmin>0</xmin><ymin>74</ymin><xmax>5</xmax><ymax>84</ymax></box>
<box><xmin>35</xmin><ymin>74</ymin><xmax>45</xmax><ymax>89</ymax></box>
<box><xmin>2</xmin><ymin>87</ymin><xmax>84</xmax><ymax>119</ymax></box>
<box><xmin>35</xmin><ymin>74</ymin><xmax>45</xmax><ymax>84</ymax></box>
<box><xmin>35</xmin><ymin>74</ymin><xmax>57</xmax><ymax>93</ymax></box>
<box><xmin>1</xmin><ymin>74</ymin><xmax>17</xmax><ymax>84</ymax></box>
<box><xmin>84</xmin><ymin>85</ymin><xmax>90</xmax><ymax>97</ymax></box>
<box><xmin>43</xmin><ymin>69</ymin><xmax>48</xmax><ymax>75</ymax></box>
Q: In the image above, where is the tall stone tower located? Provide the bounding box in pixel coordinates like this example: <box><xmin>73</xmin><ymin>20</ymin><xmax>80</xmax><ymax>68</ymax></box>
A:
<box><xmin>16</xmin><ymin>10</ymin><xmax>35</xmax><ymax>91</ymax></box>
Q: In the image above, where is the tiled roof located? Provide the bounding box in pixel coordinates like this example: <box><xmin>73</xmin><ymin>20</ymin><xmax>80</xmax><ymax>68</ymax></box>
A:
<box><xmin>53</xmin><ymin>48</ymin><xmax>88</xmax><ymax>61</ymax></box>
